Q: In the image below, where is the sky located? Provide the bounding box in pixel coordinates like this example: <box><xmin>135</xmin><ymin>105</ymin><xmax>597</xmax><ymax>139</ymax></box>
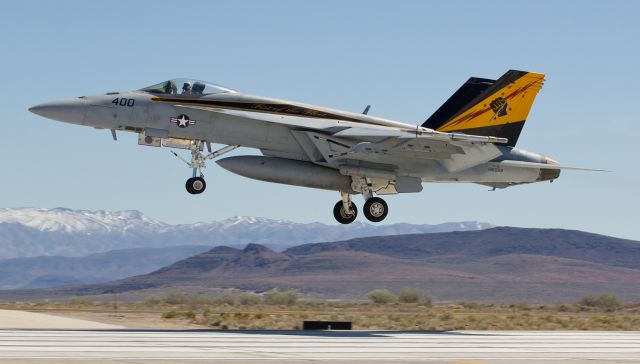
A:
<box><xmin>1</xmin><ymin>1</ymin><xmax>639</xmax><ymax>239</ymax></box>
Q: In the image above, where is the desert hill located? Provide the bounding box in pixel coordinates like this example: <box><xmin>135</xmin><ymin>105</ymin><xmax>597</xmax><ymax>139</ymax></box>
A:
<box><xmin>3</xmin><ymin>227</ymin><xmax>640</xmax><ymax>303</ymax></box>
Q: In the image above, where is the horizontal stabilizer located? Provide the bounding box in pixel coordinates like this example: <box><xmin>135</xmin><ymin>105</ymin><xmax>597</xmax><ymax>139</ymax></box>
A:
<box><xmin>498</xmin><ymin>160</ymin><xmax>608</xmax><ymax>172</ymax></box>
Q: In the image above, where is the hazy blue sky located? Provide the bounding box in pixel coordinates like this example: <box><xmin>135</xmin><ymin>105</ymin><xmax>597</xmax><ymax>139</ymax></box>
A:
<box><xmin>2</xmin><ymin>1</ymin><xmax>639</xmax><ymax>239</ymax></box>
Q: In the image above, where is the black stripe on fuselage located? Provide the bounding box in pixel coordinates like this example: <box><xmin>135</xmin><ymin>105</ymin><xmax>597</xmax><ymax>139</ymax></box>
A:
<box><xmin>151</xmin><ymin>97</ymin><xmax>370</xmax><ymax>124</ymax></box>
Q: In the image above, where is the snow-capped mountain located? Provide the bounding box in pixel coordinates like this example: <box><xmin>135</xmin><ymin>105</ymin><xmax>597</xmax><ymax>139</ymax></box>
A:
<box><xmin>0</xmin><ymin>208</ymin><xmax>168</xmax><ymax>234</ymax></box>
<box><xmin>0</xmin><ymin>207</ymin><xmax>493</xmax><ymax>259</ymax></box>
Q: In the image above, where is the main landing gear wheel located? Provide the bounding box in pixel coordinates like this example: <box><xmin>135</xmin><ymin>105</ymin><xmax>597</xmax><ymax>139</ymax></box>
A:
<box><xmin>333</xmin><ymin>201</ymin><xmax>358</xmax><ymax>224</ymax></box>
<box><xmin>185</xmin><ymin>176</ymin><xmax>206</xmax><ymax>194</ymax></box>
<box><xmin>363</xmin><ymin>197</ymin><xmax>388</xmax><ymax>222</ymax></box>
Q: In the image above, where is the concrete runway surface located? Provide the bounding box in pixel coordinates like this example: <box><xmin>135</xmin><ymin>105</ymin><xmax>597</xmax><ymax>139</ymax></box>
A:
<box><xmin>1</xmin><ymin>329</ymin><xmax>640</xmax><ymax>363</ymax></box>
<box><xmin>0</xmin><ymin>309</ymin><xmax>122</xmax><ymax>330</ymax></box>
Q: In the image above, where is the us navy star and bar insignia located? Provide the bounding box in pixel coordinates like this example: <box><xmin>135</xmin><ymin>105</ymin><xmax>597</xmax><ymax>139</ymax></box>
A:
<box><xmin>170</xmin><ymin>114</ymin><xmax>196</xmax><ymax>128</ymax></box>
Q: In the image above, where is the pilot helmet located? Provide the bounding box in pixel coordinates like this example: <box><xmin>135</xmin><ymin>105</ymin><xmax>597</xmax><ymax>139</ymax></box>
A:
<box><xmin>182</xmin><ymin>82</ymin><xmax>192</xmax><ymax>90</ymax></box>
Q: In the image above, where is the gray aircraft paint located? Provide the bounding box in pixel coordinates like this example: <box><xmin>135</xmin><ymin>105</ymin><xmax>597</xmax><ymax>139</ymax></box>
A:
<box><xmin>31</xmin><ymin>86</ymin><xmax>559</xmax><ymax>188</ymax></box>
<box><xmin>30</xmin><ymin>76</ymin><xmax>595</xmax><ymax>222</ymax></box>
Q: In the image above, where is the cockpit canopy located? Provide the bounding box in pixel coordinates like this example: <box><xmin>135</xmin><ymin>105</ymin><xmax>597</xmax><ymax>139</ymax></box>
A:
<box><xmin>139</xmin><ymin>78</ymin><xmax>237</xmax><ymax>96</ymax></box>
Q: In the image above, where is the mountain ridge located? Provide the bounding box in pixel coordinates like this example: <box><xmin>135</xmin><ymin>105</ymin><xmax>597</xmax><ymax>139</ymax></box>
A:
<box><xmin>0</xmin><ymin>207</ymin><xmax>492</xmax><ymax>258</ymax></box>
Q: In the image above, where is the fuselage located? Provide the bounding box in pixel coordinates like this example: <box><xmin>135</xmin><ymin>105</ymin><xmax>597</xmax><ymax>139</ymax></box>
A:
<box><xmin>28</xmin><ymin>74</ymin><xmax>568</xmax><ymax>224</ymax></box>
<box><xmin>29</xmin><ymin>83</ymin><xmax>560</xmax><ymax>190</ymax></box>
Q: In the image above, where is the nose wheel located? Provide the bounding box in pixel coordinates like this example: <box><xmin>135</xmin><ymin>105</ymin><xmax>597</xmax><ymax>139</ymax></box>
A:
<box><xmin>186</xmin><ymin>176</ymin><xmax>206</xmax><ymax>194</ymax></box>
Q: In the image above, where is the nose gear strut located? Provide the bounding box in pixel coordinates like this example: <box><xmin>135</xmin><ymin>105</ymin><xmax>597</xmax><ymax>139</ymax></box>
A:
<box><xmin>171</xmin><ymin>141</ymin><xmax>239</xmax><ymax>194</ymax></box>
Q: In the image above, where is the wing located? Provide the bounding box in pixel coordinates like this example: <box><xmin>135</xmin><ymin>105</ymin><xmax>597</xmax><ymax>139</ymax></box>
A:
<box><xmin>299</xmin><ymin>130</ymin><xmax>505</xmax><ymax>173</ymax></box>
<box><xmin>177</xmin><ymin>104</ymin><xmax>508</xmax><ymax>173</ymax></box>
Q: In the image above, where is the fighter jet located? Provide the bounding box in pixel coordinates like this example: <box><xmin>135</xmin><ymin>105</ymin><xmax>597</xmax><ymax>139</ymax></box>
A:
<box><xmin>29</xmin><ymin>70</ymin><xmax>599</xmax><ymax>224</ymax></box>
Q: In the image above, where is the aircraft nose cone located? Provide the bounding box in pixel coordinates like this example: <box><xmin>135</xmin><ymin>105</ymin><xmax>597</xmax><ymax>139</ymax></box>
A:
<box><xmin>29</xmin><ymin>98</ymin><xmax>86</xmax><ymax>125</ymax></box>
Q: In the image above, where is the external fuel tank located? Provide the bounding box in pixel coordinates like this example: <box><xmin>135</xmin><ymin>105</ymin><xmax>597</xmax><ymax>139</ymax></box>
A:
<box><xmin>216</xmin><ymin>156</ymin><xmax>352</xmax><ymax>191</ymax></box>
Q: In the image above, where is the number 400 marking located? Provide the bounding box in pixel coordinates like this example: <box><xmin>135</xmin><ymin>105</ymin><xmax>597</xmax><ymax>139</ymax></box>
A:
<box><xmin>112</xmin><ymin>98</ymin><xmax>135</xmax><ymax>107</ymax></box>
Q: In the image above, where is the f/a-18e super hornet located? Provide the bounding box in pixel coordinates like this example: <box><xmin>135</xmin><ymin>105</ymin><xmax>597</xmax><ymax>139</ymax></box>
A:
<box><xmin>29</xmin><ymin>70</ymin><xmax>599</xmax><ymax>224</ymax></box>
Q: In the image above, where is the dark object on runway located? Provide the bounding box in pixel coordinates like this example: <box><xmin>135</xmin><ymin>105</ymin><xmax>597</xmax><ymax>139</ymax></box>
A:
<box><xmin>303</xmin><ymin>321</ymin><xmax>352</xmax><ymax>330</ymax></box>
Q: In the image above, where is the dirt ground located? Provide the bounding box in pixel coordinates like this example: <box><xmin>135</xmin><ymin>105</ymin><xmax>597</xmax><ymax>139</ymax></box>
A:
<box><xmin>3</xmin><ymin>299</ymin><xmax>640</xmax><ymax>331</ymax></box>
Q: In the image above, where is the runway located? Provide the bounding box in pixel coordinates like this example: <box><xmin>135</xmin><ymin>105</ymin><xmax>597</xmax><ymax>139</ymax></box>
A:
<box><xmin>1</xmin><ymin>330</ymin><xmax>640</xmax><ymax>363</ymax></box>
<box><xmin>0</xmin><ymin>309</ymin><xmax>122</xmax><ymax>330</ymax></box>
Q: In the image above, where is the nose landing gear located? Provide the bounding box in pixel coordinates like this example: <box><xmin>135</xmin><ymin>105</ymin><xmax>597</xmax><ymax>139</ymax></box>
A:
<box><xmin>171</xmin><ymin>141</ymin><xmax>239</xmax><ymax>195</ymax></box>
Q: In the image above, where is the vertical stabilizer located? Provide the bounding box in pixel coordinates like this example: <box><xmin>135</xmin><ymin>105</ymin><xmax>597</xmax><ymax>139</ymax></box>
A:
<box><xmin>422</xmin><ymin>70</ymin><xmax>544</xmax><ymax>146</ymax></box>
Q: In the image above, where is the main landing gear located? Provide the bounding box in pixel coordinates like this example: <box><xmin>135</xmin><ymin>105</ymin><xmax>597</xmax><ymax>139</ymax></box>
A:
<box><xmin>333</xmin><ymin>192</ymin><xmax>358</xmax><ymax>224</ymax></box>
<box><xmin>333</xmin><ymin>179</ymin><xmax>389</xmax><ymax>224</ymax></box>
<box><xmin>333</xmin><ymin>194</ymin><xmax>389</xmax><ymax>224</ymax></box>
<box><xmin>363</xmin><ymin>197</ymin><xmax>388</xmax><ymax>223</ymax></box>
<box><xmin>171</xmin><ymin>141</ymin><xmax>239</xmax><ymax>195</ymax></box>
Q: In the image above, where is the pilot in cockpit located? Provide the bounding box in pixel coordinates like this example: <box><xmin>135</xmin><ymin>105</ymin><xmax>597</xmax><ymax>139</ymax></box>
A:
<box><xmin>192</xmin><ymin>82</ymin><xmax>206</xmax><ymax>95</ymax></box>
<box><xmin>163</xmin><ymin>81</ymin><xmax>177</xmax><ymax>95</ymax></box>
<box><xmin>182</xmin><ymin>82</ymin><xmax>192</xmax><ymax>95</ymax></box>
